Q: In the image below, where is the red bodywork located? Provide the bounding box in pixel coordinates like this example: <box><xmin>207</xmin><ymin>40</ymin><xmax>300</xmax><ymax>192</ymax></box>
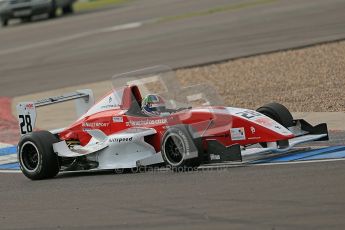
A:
<box><xmin>59</xmin><ymin>85</ymin><xmax>294</xmax><ymax>153</ymax></box>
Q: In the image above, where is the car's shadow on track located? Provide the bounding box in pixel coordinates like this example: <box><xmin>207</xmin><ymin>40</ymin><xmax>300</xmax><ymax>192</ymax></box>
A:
<box><xmin>53</xmin><ymin>164</ymin><xmax>250</xmax><ymax>180</ymax></box>
<box><xmin>54</xmin><ymin>169</ymin><xmax>118</xmax><ymax>179</ymax></box>
<box><xmin>54</xmin><ymin>167</ymin><xmax>148</xmax><ymax>179</ymax></box>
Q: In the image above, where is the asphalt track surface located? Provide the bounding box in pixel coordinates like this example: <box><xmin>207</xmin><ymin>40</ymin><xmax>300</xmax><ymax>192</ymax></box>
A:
<box><xmin>1</xmin><ymin>0</ymin><xmax>345</xmax><ymax>96</ymax></box>
<box><xmin>0</xmin><ymin>0</ymin><xmax>345</xmax><ymax>229</ymax></box>
<box><xmin>0</xmin><ymin>161</ymin><xmax>344</xmax><ymax>229</ymax></box>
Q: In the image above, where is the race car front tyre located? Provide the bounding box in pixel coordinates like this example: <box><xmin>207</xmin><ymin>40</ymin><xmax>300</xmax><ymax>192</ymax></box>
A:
<box><xmin>48</xmin><ymin>0</ymin><xmax>57</xmax><ymax>19</ymax></box>
<box><xmin>1</xmin><ymin>18</ymin><xmax>8</xmax><ymax>27</ymax></box>
<box><xmin>18</xmin><ymin>131</ymin><xmax>60</xmax><ymax>180</ymax></box>
<box><xmin>256</xmin><ymin>102</ymin><xmax>294</xmax><ymax>128</ymax></box>
<box><xmin>21</xmin><ymin>16</ymin><xmax>32</xmax><ymax>23</ymax></box>
<box><xmin>161</xmin><ymin>125</ymin><xmax>200</xmax><ymax>171</ymax></box>
<box><xmin>62</xmin><ymin>4</ymin><xmax>74</xmax><ymax>15</ymax></box>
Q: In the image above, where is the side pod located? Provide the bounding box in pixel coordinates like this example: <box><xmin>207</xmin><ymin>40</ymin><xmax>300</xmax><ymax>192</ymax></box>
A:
<box><xmin>205</xmin><ymin>140</ymin><xmax>242</xmax><ymax>163</ymax></box>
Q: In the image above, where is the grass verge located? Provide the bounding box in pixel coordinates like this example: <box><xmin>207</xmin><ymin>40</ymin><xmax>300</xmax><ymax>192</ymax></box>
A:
<box><xmin>157</xmin><ymin>0</ymin><xmax>276</xmax><ymax>23</ymax></box>
<box><xmin>74</xmin><ymin>0</ymin><xmax>129</xmax><ymax>12</ymax></box>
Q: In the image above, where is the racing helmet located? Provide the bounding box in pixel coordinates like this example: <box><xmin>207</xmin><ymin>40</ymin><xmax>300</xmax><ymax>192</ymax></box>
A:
<box><xmin>141</xmin><ymin>94</ymin><xmax>166</xmax><ymax>116</ymax></box>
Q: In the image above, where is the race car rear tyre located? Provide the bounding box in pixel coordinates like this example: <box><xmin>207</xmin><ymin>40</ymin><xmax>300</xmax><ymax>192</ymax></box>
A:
<box><xmin>161</xmin><ymin>125</ymin><xmax>201</xmax><ymax>171</ymax></box>
<box><xmin>18</xmin><ymin>131</ymin><xmax>60</xmax><ymax>180</ymax></box>
<box><xmin>256</xmin><ymin>102</ymin><xmax>294</xmax><ymax>128</ymax></box>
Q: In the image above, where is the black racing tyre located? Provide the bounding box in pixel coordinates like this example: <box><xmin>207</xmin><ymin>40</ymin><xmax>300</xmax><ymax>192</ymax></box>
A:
<box><xmin>1</xmin><ymin>18</ymin><xmax>8</xmax><ymax>27</ymax></box>
<box><xmin>256</xmin><ymin>102</ymin><xmax>294</xmax><ymax>128</ymax></box>
<box><xmin>48</xmin><ymin>0</ymin><xmax>57</xmax><ymax>19</ymax></box>
<box><xmin>62</xmin><ymin>4</ymin><xmax>74</xmax><ymax>15</ymax></box>
<box><xmin>18</xmin><ymin>131</ymin><xmax>60</xmax><ymax>180</ymax></box>
<box><xmin>161</xmin><ymin>125</ymin><xmax>200</xmax><ymax>171</ymax></box>
<box><xmin>48</xmin><ymin>9</ymin><xmax>56</xmax><ymax>18</ymax></box>
<box><xmin>21</xmin><ymin>16</ymin><xmax>32</xmax><ymax>23</ymax></box>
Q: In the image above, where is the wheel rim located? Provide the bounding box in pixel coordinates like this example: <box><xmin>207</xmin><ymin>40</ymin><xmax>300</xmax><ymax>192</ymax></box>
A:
<box><xmin>20</xmin><ymin>141</ymin><xmax>40</xmax><ymax>172</ymax></box>
<box><xmin>163</xmin><ymin>133</ymin><xmax>185</xmax><ymax>166</ymax></box>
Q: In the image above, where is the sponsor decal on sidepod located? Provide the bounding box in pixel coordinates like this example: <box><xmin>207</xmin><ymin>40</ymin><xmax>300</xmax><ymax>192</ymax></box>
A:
<box><xmin>126</xmin><ymin>118</ymin><xmax>167</xmax><ymax>127</ymax></box>
<box><xmin>109</xmin><ymin>137</ymin><xmax>133</xmax><ymax>143</ymax></box>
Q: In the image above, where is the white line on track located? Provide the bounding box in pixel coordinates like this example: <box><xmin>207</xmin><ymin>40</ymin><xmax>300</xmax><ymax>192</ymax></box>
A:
<box><xmin>0</xmin><ymin>154</ymin><xmax>17</xmax><ymax>165</ymax></box>
<box><xmin>197</xmin><ymin>158</ymin><xmax>345</xmax><ymax>170</ymax></box>
<box><xmin>0</xmin><ymin>170</ymin><xmax>21</xmax><ymax>173</ymax></box>
<box><xmin>253</xmin><ymin>157</ymin><xmax>345</xmax><ymax>166</ymax></box>
<box><xmin>0</xmin><ymin>142</ymin><xmax>12</xmax><ymax>148</ymax></box>
<box><xmin>0</xmin><ymin>21</ymin><xmax>143</xmax><ymax>56</ymax></box>
<box><xmin>1</xmin><ymin>154</ymin><xmax>345</xmax><ymax>174</ymax></box>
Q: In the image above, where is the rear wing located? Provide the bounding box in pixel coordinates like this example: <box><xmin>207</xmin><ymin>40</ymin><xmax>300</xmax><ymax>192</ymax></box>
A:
<box><xmin>16</xmin><ymin>89</ymin><xmax>94</xmax><ymax>136</ymax></box>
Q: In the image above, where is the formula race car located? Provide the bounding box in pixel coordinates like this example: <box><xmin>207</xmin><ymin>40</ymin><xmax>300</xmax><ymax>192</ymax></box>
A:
<box><xmin>16</xmin><ymin>66</ymin><xmax>328</xmax><ymax>180</ymax></box>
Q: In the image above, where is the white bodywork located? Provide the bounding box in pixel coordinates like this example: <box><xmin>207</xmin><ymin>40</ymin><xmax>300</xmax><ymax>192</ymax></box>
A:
<box><xmin>53</xmin><ymin>128</ymin><xmax>158</xmax><ymax>169</ymax></box>
<box><xmin>53</xmin><ymin>127</ymin><xmax>326</xmax><ymax>170</ymax></box>
<box><xmin>53</xmin><ymin>106</ymin><xmax>326</xmax><ymax>170</ymax></box>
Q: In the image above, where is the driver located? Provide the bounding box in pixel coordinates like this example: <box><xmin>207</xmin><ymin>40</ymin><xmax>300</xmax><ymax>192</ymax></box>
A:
<box><xmin>141</xmin><ymin>94</ymin><xmax>168</xmax><ymax>116</ymax></box>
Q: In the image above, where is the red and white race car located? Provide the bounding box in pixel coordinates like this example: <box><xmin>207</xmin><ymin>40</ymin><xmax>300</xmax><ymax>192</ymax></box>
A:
<box><xmin>16</xmin><ymin>67</ymin><xmax>328</xmax><ymax>180</ymax></box>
